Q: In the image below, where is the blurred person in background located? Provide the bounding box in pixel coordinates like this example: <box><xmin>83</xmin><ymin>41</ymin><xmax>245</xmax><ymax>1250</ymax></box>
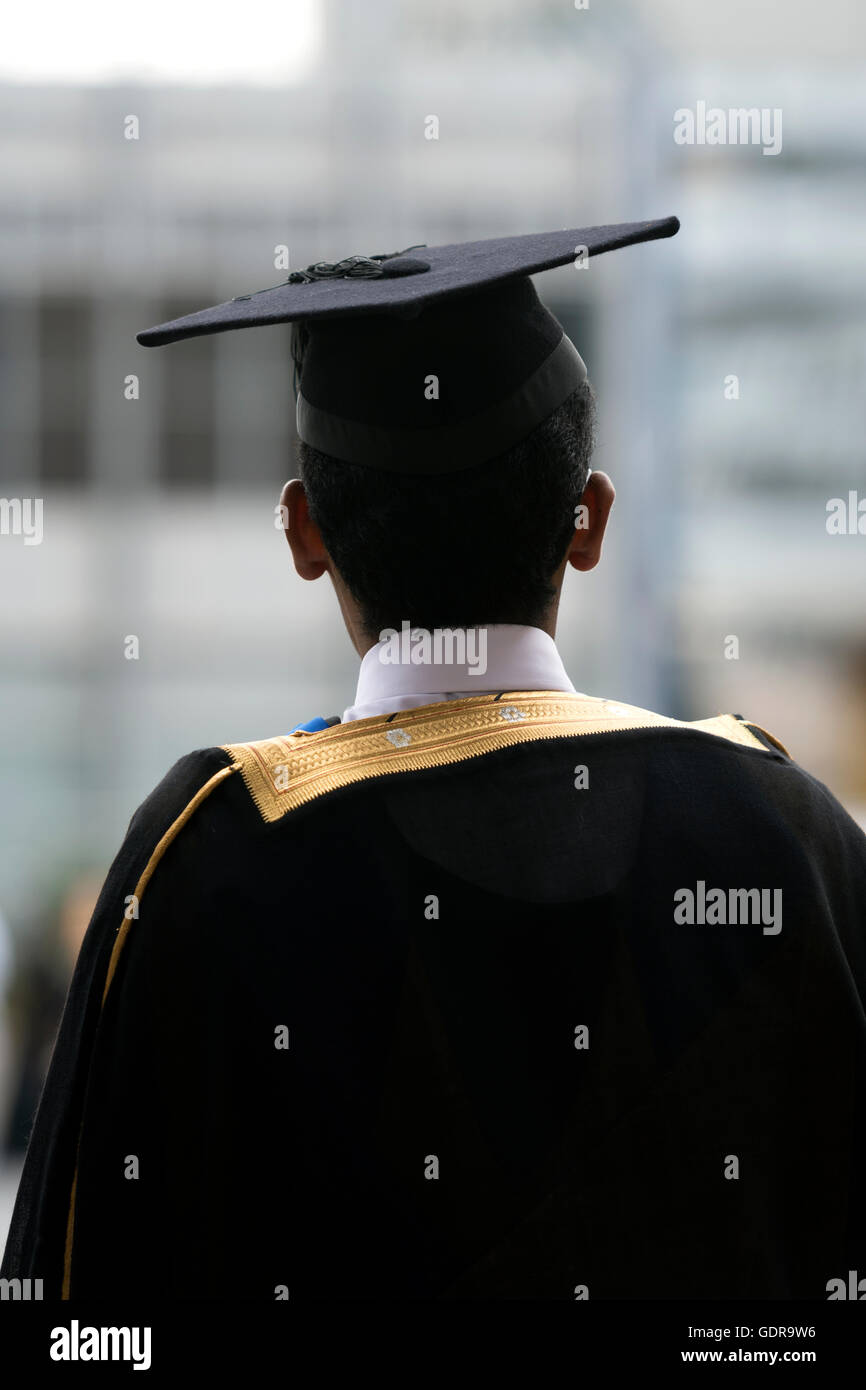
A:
<box><xmin>2</xmin><ymin>876</ymin><xmax>98</xmax><ymax>1157</ymax></box>
<box><xmin>0</xmin><ymin>876</ymin><xmax>99</xmax><ymax>1256</ymax></box>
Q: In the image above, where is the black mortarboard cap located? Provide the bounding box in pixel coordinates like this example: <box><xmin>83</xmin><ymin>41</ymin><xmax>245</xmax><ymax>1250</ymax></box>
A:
<box><xmin>137</xmin><ymin>217</ymin><xmax>679</xmax><ymax>474</ymax></box>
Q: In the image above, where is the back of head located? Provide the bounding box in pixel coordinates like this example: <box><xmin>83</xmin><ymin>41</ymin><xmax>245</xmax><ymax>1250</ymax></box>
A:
<box><xmin>297</xmin><ymin>378</ymin><xmax>596</xmax><ymax>640</ymax></box>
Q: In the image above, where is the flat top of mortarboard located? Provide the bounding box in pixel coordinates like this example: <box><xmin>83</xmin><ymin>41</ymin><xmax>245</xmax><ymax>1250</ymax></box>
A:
<box><xmin>136</xmin><ymin>216</ymin><xmax>680</xmax><ymax>348</ymax></box>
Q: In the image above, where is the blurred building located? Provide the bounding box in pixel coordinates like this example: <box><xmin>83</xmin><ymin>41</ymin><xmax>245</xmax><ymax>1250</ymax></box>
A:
<box><xmin>0</xmin><ymin>0</ymin><xmax>864</xmax><ymax>943</ymax></box>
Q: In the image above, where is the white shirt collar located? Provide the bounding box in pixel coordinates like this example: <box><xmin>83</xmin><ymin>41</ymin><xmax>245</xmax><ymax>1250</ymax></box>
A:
<box><xmin>342</xmin><ymin>623</ymin><xmax>576</xmax><ymax>723</ymax></box>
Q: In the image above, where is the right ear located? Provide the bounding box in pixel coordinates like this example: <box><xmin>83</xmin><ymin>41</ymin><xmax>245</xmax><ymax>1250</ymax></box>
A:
<box><xmin>566</xmin><ymin>471</ymin><xmax>615</xmax><ymax>573</ymax></box>
<box><xmin>280</xmin><ymin>478</ymin><xmax>329</xmax><ymax>581</ymax></box>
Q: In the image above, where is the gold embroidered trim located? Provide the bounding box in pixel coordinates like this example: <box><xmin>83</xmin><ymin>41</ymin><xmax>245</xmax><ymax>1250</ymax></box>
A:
<box><xmin>742</xmin><ymin>721</ymin><xmax>793</xmax><ymax>759</ymax></box>
<box><xmin>62</xmin><ymin>1172</ymin><xmax>77</xmax><ymax>1300</ymax></box>
<box><xmin>62</xmin><ymin>762</ymin><xmax>238</xmax><ymax>1300</ymax></box>
<box><xmin>222</xmin><ymin>692</ymin><xmax>773</xmax><ymax>825</ymax></box>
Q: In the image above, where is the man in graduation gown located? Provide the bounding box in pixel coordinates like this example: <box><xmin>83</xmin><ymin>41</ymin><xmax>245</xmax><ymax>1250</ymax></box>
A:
<box><xmin>3</xmin><ymin>219</ymin><xmax>866</xmax><ymax>1300</ymax></box>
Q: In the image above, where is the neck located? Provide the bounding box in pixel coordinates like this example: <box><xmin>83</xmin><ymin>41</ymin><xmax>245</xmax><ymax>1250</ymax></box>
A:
<box><xmin>354</xmin><ymin>605</ymin><xmax>560</xmax><ymax>659</ymax></box>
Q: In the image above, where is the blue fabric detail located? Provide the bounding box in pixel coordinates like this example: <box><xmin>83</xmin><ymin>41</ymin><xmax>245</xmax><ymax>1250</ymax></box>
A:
<box><xmin>289</xmin><ymin>715</ymin><xmax>339</xmax><ymax>734</ymax></box>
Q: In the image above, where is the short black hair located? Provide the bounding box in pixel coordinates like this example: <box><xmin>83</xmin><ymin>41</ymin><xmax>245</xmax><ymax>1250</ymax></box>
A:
<box><xmin>297</xmin><ymin>379</ymin><xmax>596</xmax><ymax>640</ymax></box>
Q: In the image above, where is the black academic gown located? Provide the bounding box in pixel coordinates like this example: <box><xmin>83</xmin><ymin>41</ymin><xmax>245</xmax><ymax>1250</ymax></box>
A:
<box><xmin>3</xmin><ymin>691</ymin><xmax>866</xmax><ymax>1300</ymax></box>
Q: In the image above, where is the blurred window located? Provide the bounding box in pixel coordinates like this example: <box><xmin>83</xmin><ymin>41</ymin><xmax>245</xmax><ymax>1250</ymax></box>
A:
<box><xmin>157</xmin><ymin>298</ymin><xmax>216</xmax><ymax>487</ymax></box>
<box><xmin>38</xmin><ymin>296</ymin><xmax>90</xmax><ymax>486</ymax></box>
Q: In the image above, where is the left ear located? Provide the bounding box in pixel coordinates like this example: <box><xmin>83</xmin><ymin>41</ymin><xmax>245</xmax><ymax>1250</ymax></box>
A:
<box><xmin>567</xmin><ymin>471</ymin><xmax>615</xmax><ymax>572</ymax></box>
<box><xmin>280</xmin><ymin>478</ymin><xmax>329</xmax><ymax>581</ymax></box>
